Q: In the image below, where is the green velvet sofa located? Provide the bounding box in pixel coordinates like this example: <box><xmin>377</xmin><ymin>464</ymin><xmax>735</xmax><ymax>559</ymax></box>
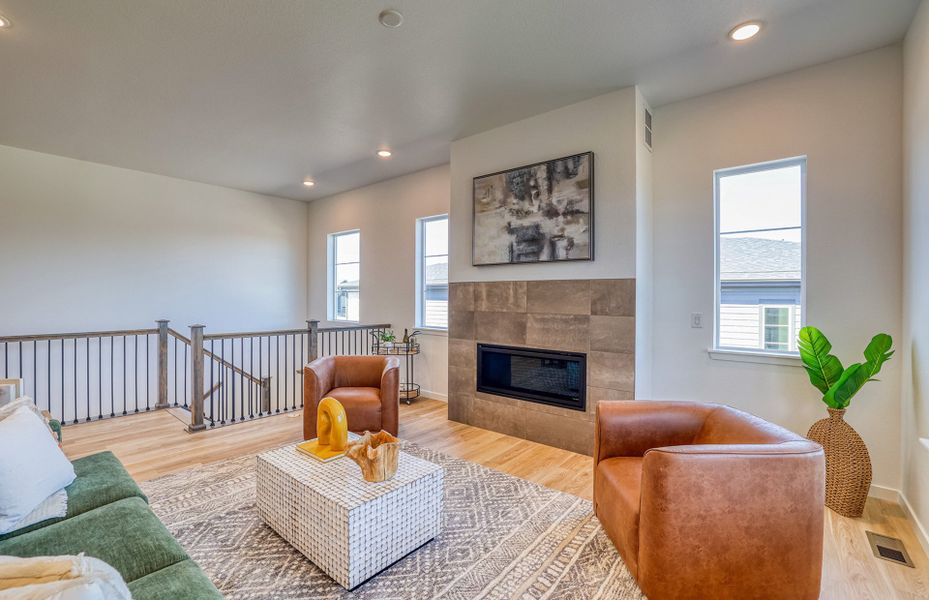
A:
<box><xmin>0</xmin><ymin>451</ymin><xmax>222</xmax><ymax>599</ymax></box>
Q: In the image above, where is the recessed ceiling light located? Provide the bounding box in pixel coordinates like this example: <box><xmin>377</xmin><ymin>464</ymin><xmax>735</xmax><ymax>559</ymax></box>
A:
<box><xmin>377</xmin><ymin>149</ymin><xmax>392</xmax><ymax>159</ymax></box>
<box><xmin>378</xmin><ymin>9</ymin><xmax>403</xmax><ymax>28</ymax></box>
<box><xmin>729</xmin><ymin>21</ymin><xmax>761</xmax><ymax>41</ymax></box>
<box><xmin>0</xmin><ymin>15</ymin><xmax>11</xmax><ymax>29</ymax></box>
<box><xmin>303</xmin><ymin>177</ymin><xmax>315</xmax><ymax>187</ymax></box>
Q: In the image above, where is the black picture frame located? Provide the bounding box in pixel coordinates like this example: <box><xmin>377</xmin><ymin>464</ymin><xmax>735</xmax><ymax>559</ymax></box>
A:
<box><xmin>471</xmin><ymin>151</ymin><xmax>595</xmax><ymax>266</ymax></box>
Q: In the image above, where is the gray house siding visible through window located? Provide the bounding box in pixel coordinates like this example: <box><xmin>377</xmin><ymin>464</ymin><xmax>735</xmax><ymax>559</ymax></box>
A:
<box><xmin>719</xmin><ymin>237</ymin><xmax>801</xmax><ymax>351</ymax></box>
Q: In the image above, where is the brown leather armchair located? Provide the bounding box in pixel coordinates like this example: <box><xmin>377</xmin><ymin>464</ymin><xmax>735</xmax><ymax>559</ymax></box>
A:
<box><xmin>303</xmin><ymin>355</ymin><xmax>400</xmax><ymax>439</ymax></box>
<box><xmin>594</xmin><ymin>401</ymin><xmax>825</xmax><ymax>600</ymax></box>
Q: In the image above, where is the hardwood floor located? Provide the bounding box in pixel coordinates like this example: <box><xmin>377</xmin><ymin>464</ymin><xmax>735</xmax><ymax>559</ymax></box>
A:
<box><xmin>62</xmin><ymin>399</ymin><xmax>928</xmax><ymax>599</ymax></box>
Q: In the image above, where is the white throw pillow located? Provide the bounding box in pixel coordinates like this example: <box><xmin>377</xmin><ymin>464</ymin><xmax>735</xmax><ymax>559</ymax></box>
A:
<box><xmin>0</xmin><ymin>554</ymin><xmax>131</xmax><ymax>600</ymax></box>
<box><xmin>0</xmin><ymin>406</ymin><xmax>76</xmax><ymax>533</ymax></box>
<box><xmin>0</xmin><ymin>397</ymin><xmax>44</xmax><ymax>423</ymax></box>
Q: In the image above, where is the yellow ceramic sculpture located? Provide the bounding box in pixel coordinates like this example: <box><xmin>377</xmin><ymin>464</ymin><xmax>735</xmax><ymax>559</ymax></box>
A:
<box><xmin>296</xmin><ymin>397</ymin><xmax>348</xmax><ymax>462</ymax></box>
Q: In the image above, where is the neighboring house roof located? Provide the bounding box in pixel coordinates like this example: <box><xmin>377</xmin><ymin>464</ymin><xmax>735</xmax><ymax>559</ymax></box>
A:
<box><xmin>337</xmin><ymin>261</ymin><xmax>448</xmax><ymax>290</ymax></box>
<box><xmin>720</xmin><ymin>237</ymin><xmax>800</xmax><ymax>281</ymax></box>
<box><xmin>425</xmin><ymin>261</ymin><xmax>448</xmax><ymax>283</ymax></box>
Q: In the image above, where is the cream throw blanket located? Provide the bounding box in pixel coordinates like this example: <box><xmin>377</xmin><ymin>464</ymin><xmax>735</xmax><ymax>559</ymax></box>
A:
<box><xmin>0</xmin><ymin>554</ymin><xmax>131</xmax><ymax>599</ymax></box>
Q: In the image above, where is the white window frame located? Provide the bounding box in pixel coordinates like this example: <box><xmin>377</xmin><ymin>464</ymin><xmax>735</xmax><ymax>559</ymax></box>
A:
<box><xmin>415</xmin><ymin>214</ymin><xmax>449</xmax><ymax>331</ymax></box>
<box><xmin>759</xmin><ymin>304</ymin><xmax>796</xmax><ymax>352</ymax></box>
<box><xmin>712</xmin><ymin>156</ymin><xmax>806</xmax><ymax>361</ymax></box>
<box><xmin>327</xmin><ymin>229</ymin><xmax>360</xmax><ymax>322</ymax></box>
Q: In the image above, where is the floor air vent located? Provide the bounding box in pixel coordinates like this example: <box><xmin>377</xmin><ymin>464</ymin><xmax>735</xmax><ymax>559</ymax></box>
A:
<box><xmin>866</xmin><ymin>531</ymin><xmax>915</xmax><ymax>568</ymax></box>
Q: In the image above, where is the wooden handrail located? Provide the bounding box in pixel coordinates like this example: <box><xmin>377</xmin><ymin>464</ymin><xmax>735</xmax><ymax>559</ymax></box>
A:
<box><xmin>201</xmin><ymin>323</ymin><xmax>390</xmax><ymax>340</ymax></box>
<box><xmin>318</xmin><ymin>323</ymin><xmax>392</xmax><ymax>333</ymax></box>
<box><xmin>167</xmin><ymin>329</ymin><xmax>263</xmax><ymax>386</ymax></box>
<box><xmin>0</xmin><ymin>328</ymin><xmax>158</xmax><ymax>343</ymax></box>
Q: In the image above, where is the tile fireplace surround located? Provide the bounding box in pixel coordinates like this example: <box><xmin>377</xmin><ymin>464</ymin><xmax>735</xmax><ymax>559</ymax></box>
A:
<box><xmin>448</xmin><ymin>279</ymin><xmax>635</xmax><ymax>455</ymax></box>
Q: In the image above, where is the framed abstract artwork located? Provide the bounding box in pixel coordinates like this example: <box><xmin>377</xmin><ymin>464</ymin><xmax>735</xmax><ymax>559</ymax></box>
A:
<box><xmin>472</xmin><ymin>151</ymin><xmax>593</xmax><ymax>266</ymax></box>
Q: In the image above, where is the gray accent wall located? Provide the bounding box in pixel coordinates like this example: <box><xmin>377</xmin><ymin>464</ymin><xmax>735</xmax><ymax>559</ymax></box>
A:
<box><xmin>448</xmin><ymin>279</ymin><xmax>635</xmax><ymax>455</ymax></box>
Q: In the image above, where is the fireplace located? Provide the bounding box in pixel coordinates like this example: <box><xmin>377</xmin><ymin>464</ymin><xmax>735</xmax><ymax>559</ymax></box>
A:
<box><xmin>476</xmin><ymin>343</ymin><xmax>586</xmax><ymax>411</ymax></box>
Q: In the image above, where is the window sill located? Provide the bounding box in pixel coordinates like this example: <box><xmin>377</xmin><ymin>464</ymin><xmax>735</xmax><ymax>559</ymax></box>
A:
<box><xmin>416</xmin><ymin>328</ymin><xmax>448</xmax><ymax>337</ymax></box>
<box><xmin>707</xmin><ymin>348</ymin><xmax>803</xmax><ymax>367</ymax></box>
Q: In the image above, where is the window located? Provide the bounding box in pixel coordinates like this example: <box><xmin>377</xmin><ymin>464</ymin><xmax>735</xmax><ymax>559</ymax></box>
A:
<box><xmin>328</xmin><ymin>230</ymin><xmax>360</xmax><ymax>321</ymax></box>
<box><xmin>762</xmin><ymin>305</ymin><xmax>793</xmax><ymax>351</ymax></box>
<box><xmin>715</xmin><ymin>157</ymin><xmax>804</xmax><ymax>354</ymax></box>
<box><xmin>416</xmin><ymin>215</ymin><xmax>449</xmax><ymax>329</ymax></box>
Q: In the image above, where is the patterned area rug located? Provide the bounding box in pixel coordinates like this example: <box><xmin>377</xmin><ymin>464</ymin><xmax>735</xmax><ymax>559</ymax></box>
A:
<box><xmin>141</xmin><ymin>443</ymin><xmax>643</xmax><ymax>599</ymax></box>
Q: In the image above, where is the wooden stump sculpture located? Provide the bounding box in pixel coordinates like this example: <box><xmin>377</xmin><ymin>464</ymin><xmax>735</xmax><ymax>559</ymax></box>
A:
<box><xmin>346</xmin><ymin>430</ymin><xmax>400</xmax><ymax>482</ymax></box>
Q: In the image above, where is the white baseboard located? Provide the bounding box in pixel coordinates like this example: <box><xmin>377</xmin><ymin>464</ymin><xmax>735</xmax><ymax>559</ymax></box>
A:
<box><xmin>868</xmin><ymin>484</ymin><xmax>901</xmax><ymax>503</ymax></box>
<box><xmin>869</xmin><ymin>484</ymin><xmax>929</xmax><ymax>557</ymax></box>
<box><xmin>420</xmin><ymin>389</ymin><xmax>447</xmax><ymax>402</ymax></box>
<box><xmin>898</xmin><ymin>491</ymin><xmax>929</xmax><ymax>559</ymax></box>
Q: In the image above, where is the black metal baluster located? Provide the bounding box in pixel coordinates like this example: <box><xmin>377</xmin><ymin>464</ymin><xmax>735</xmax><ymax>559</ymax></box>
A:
<box><xmin>275</xmin><ymin>336</ymin><xmax>280</xmax><ymax>413</ymax></box>
<box><xmin>239</xmin><ymin>337</ymin><xmax>245</xmax><ymax>421</ymax></box>
<box><xmin>32</xmin><ymin>341</ymin><xmax>37</xmax><ymax>399</ymax></box>
<box><xmin>209</xmin><ymin>339</ymin><xmax>215</xmax><ymax>426</ymax></box>
<box><xmin>299</xmin><ymin>332</ymin><xmax>304</xmax><ymax>407</ymax></box>
<box><xmin>19</xmin><ymin>341</ymin><xmax>23</xmax><ymax>378</ymax></box>
<box><xmin>85</xmin><ymin>338</ymin><xmax>90</xmax><ymax>421</ymax></box>
<box><xmin>282</xmin><ymin>335</ymin><xmax>288</xmax><ymax>412</ymax></box>
<box><xmin>72</xmin><ymin>338</ymin><xmax>77</xmax><ymax>424</ymax></box>
<box><xmin>220</xmin><ymin>339</ymin><xmax>226</xmax><ymax>425</ymax></box>
<box><xmin>98</xmin><ymin>338</ymin><xmax>103</xmax><ymax>419</ymax></box>
<box><xmin>210</xmin><ymin>343</ymin><xmax>215</xmax><ymax>425</ymax></box>
<box><xmin>3</xmin><ymin>341</ymin><xmax>6</xmax><ymax>377</ymax></box>
<box><xmin>249</xmin><ymin>336</ymin><xmax>254</xmax><ymax>419</ymax></box>
<box><xmin>146</xmin><ymin>334</ymin><xmax>150</xmax><ymax>411</ymax></box>
<box><xmin>291</xmin><ymin>334</ymin><xmax>296</xmax><ymax>409</ymax></box>
<box><xmin>60</xmin><ymin>338</ymin><xmax>65</xmax><ymax>422</ymax></box>
<box><xmin>230</xmin><ymin>337</ymin><xmax>236</xmax><ymax>423</ymax></box>
<box><xmin>120</xmin><ymin>336</ymin><xmax>126</xmax><ymax>416</ymax></box>
<box><xmin>173</xmin><ymin>336</ymin><xmax>178</xmax><ymax>407</ymax></box>
<box><xmin>183</xmin><ymin>342</ymin><xmax>188</xmax><ymax>409</ymax></box>
<box><xmin>134</xmin><ymin>335</ymin><xmax>139</xmax><ymax>413</ymax></box>
<box><xmin>110</xmin><ymin>336</ymin><xmax>115</xmax><ymax>417</ymax></box>
<box><xmin>46</xmin><ymin>340</ymin><xmax>51</xmax><ymax>414</ymax></box>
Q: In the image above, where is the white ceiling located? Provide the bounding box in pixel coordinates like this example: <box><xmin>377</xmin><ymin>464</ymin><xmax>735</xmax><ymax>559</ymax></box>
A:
<box><xmin>0</xmin><ymin>0</ymin><xmax>919</xmax><ymax>201</ymax></box>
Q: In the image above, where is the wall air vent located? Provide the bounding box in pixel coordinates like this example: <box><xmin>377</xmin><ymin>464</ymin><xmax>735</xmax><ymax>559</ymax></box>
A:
<box><xmin>866</xmin><ymin>531</ymin><xmax>915</xmax><ymax>568</ymax></box>
<box><xmin>644</xmin><ymin>108</ymin><xmax>653</xmax><ymax>151</ymax></box>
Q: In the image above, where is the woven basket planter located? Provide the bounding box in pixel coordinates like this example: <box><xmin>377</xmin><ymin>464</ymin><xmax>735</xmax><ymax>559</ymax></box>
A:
<box><xmin>807</xmin><ymin>408</ymin><xmax>871</xmax><ymax>518</ymax></box>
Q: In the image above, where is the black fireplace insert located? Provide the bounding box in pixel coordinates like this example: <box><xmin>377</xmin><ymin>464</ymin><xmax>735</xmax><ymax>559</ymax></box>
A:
<box><xmin>476</xmin><ymin>343</ymin><xmax>586</xmax><ymax>411</ymax></box>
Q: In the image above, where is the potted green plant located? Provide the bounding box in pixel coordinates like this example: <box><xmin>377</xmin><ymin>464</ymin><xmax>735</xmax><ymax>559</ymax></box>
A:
<box><xmin>372</xmin><ymin>329</ymin><xmax>397</xmax><ymax>350</ymax></box>
<box><xmin>797</xmin><ymin>326</ymin><xmax>893</xmax><ymax>517</ymax></box>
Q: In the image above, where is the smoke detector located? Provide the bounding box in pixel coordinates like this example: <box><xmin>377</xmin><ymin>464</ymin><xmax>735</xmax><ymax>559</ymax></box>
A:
<box><xmin>378</xmin><ymin>9</ymin><xmax>403</xmax><ymax>28</ymax></box>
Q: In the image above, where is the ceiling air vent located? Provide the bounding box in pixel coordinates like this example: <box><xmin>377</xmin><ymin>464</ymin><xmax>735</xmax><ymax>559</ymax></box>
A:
<box><xmin>644</xmin><ymin>108</ymin><xmax>653</xmax><ymax>152</ymax></box>
<box><xmin>866</xmin><ymin>531</ymin><xmax>915</xmax><ymax>568</ymax></box>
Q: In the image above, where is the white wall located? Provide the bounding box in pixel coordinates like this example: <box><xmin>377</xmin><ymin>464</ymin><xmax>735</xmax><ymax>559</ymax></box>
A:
<box><xmin>449</xmin><ymin>88</ymin><xmax>637</xmax><ymax>283</ymax></box>
<box><xmin>0</xmin><ymin>144</ymin><xmax>308</xmax><ymax>335</ymax></box>
<box><xmin>651</xmin><ymin>47</ymin><xmax>904</xmax><ymax>490</ymax></box>
<box><xmin>635</xmin><ymin>89</ymin><xmax>654</xmax><ymax>399</ymax></box>
<box><xmin>903</xmin><ymin>0</ymin><xmax>929</xmax><ymax>546</ymax></box>
<box><xmin>306</xmin><ymin>165</ymin><xmax>450</xmax><ymax>399</ymax></box>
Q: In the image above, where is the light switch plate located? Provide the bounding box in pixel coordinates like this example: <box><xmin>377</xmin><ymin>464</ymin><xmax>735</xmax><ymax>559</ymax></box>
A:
<box><xmin>691</xmin><ymin>313</ymin><xmax>703</xmax><ymax>328</ymax></box>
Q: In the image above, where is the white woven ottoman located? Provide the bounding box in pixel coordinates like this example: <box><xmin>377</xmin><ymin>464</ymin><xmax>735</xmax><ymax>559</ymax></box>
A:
<box><xmin>256</xmin><ymin>441</ymin><xmax>444</xmax><ymax>590</ymax></box>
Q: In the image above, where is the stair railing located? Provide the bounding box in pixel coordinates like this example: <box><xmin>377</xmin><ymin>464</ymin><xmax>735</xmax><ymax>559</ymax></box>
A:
<box><xmin>0</xmin><ymin>319</ymin><xmax>390</xmax><ymax>431</ymax></box>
